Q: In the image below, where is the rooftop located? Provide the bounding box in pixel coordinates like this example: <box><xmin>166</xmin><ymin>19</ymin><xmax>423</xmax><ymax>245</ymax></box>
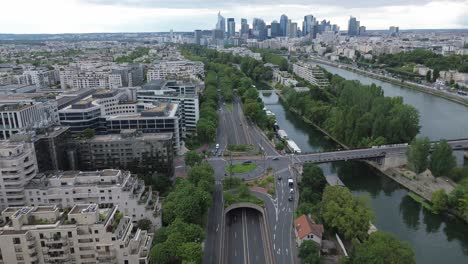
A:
<box><xmin>295</xmin><ymin>214</ymin><xmax>324</xmax><ymax>240</ymax></box>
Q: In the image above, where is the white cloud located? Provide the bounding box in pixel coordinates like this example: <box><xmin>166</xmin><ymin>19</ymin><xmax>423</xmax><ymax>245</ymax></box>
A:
<box><xmin>0</xmin><ymin>0</ymin><xmax>466</xmax><ymax>33</ymax></box>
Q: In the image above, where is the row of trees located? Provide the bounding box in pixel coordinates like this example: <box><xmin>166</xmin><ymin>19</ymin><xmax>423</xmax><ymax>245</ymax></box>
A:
<box><xmin>150</xmin><ymin>162</ymin><xmax>215</xmax><ymax>263</ymax></box>
<box><xmin>181</xmin><ymin>44</ymin><xmax>275</xmax><ymax>130</ymax></box>
<box><xmin>377</xmin><ymin>49</ymin><xmax>468</xmax><ymax>74</ymax></box>
<box><xmin>407</xmin><ymin>138</ymin><xmax>458</xmax><ymax>177</ymax></box>
<box><xmin>196</xmin><ymin>69</ymin><xmax>219</xmax><ymax>143</ymax></box>
<box><xmin>282</xmin><ymin>75</ymin><xmax>421</xmax><ymax>147</ymax></box>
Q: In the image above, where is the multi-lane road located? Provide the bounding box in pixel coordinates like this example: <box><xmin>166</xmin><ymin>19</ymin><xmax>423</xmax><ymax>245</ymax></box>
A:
<box><xmin>225</xmin><ymin>208</ymin><xmax>266</xmax><ymax>264</ymax></box>
<box><xmin>203</xmin><ymin>95</ymin><xmax>295</xmax><ymax>264</ymax></box>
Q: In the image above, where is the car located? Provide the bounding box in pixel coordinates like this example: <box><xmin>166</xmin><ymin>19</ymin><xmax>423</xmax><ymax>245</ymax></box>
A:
<box><xmin>243</xmin><ymin>161</ymin><xmax>252</xmax><ymax>165</ymax></box>
<box><xmin>272</xmin><ymin>156</ymin><xmax>280</xmax><ymax>160</ymax></box>
<box><xmin>277</xmin><ymin>175</ymin><xmax>282</xmax><ymax>180</ymax></box>
<box><xmin>289</xmin><ymin>188</ymin><xmax>294</xmax><ymax>194</ymax></box>
<box><xmin>288</xmin><ymin>194</ymin><xmax>294</xmax><ymax>201</ymax></box>
<box><xmin>240</xmin><ymin>123</ymin><xmax>243</xmax><ymax>126</ymax></box>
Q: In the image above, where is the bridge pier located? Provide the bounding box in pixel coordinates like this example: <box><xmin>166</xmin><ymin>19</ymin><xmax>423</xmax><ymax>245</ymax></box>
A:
<box><xmin>454</xmin><ymin>150</ymin><xmax>465</xmax><ymax>167</ymax></box>
<box><xmin>381</xmin><ymin>153</ymin><xmax>407</xmax><ymax>170</ymax></box>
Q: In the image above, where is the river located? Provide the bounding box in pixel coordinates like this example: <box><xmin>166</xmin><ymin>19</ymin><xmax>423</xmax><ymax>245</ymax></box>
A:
<box><xmin>259</xmin><ymin>68</ymin><xmax>468</xmax><ymax>264</ymax></box>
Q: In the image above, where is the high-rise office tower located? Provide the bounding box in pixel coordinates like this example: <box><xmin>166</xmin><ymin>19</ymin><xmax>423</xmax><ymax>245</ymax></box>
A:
<box><xmin>303</xmin><ymin>15</ymin><xmax>315</xmax><ymax>36</ymax></box>
<box><xmin>241</xmin><ymin>18</ymin><xmax>249</xmax><ymax>36</ymax></box>
<box><xmin>348</xmin><ymin>16</ymin><xmax>359</xmax><ymax>36</ymax></box>
<box><xmin>216</xmin><ymin>11</ymin><xmax>226</xmax><ymax>36</ymax></box>
<box><xmin>389</xmin><ymin>26</ymin><xmax>399</xmax><ymax>35</ymax></box>
<box><xmin>227</xmin><ymin>18</ymin><xmax>235</xmax><ymax>38</ymax></box>
<box><xmin>270</xmin><ymin>21</ymin><xmax>281</xmax><ymax>38</ymax></box>
<box><xmin>280</xmin><ymin>14</ymin><xmax>288</xmax><ymax>36</ymax></box>
<box><xmin>290</xmin><ymin>22</ymin><xmax>298</xmax><ymax>38</ymax></box>
<box><xmin>253</xmin><ymin>18</ymin><xmax>267</xmax><ymax>40</ymax></box>
<box><xmin>194</xmin><ymin>29</ymin><xmax>202</xmax><ymax>45</ymax></box>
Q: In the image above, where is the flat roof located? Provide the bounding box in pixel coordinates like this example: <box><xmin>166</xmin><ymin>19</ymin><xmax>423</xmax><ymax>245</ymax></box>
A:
<box><xmin>83</xmin><ymin>132</ymin><xmax>172</xmax><ymax>142</ymax></box>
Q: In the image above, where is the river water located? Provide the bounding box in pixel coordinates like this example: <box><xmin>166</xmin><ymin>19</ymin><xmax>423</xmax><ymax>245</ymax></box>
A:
<box><xmin>259</xmin><ymin>68</ymin><xmax>468</xmax><ymax>263</ymax></box>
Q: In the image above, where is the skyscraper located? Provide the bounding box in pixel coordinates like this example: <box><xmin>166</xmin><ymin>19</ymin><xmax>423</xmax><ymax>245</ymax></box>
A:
<box><xmin>303</xmin><ymin>15</ymin><xmax>315</xmax><ymax>36</ymax></box>
<box><xmin>348</xmin><ymin>16</ymin><xmax>359</xmax><ymax>36</ymax></box>
<box><xmin>270</xmin><ymin>21</ymin><xmax>281</xmax><ymax>38</ymax></box>
<box><xmin>241</xmin><ymin>18</ymin><xmax>249</xmax><ymax>36</ymax></box>
<box><xmin>194</xmin><ymin>30</ymin><xmax>202</xmax><ymax>45</ymax></box>
<box><xmin>289</xmin><ymin>22</ymin><xmax>298</xmax><ymax>38</ymax></box>
<box><xmin>227</xmin><ymin>18</ymin><xmax>235</xmax><ymax>38</ymax></box>
<box><xmin>280</xmin><ymin>14</ymin><xmax>288</xmax><ymax>37</ymax></box>
<box><xmin>216</xmin><ymin>11</ymin><xmax>226</xmax><ymax>36</ymax></box>
<box><xmin>253</xmin><ymin>18</ymin><xmax>267</xmax><ymax>40</ymax></box>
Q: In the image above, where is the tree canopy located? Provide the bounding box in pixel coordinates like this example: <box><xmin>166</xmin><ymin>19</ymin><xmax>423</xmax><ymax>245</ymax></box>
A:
<box><xmin>406</xmin><ymin>137</ymin><xmax>431</xmax><ymax>173</ymax></box>
<box><xmin>282</xmin><ymin>74</ymin><xmax>420</xmax><ymax>148</ymax></box>
<box><xmin>348</xmin><ymin>231</ymin><xmax>415</xmax><ymax>264</ymax></box>
<box><xmin>321</xmin><ymin>186</ymin><xmax>374</xmax><ymax>241</ymax></box>
<box><xmin>185</xmin><ymin>150</ymin><xmax>203</xmax><ymax>167</ymax></box>
<box><xmin>429</xmin><ymin>140</ymin><xmax>456</xmax><ymax>177</ymax></box>
<box><xmin>298</xmin><ymin>240</ymin><xmax>320</xmax><ymax>264</ymax></box>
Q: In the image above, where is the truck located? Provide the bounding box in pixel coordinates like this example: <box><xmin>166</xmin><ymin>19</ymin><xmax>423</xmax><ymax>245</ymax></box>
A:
<box><xmin>288</xmin><ymin>178</ymin><xmax>294</xmax><ymax>187</ymax></box>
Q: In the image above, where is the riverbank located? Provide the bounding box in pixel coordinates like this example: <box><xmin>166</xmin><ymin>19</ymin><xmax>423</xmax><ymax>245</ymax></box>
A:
<box><xmin>276</xmin><ymin>89</ymin><xmax>443</xmax><ymax>204</ymax></box>
<box><xmin>310</xmin><ymin>57</ymin><xmax>468</xmax><ymax>107</ymax></box>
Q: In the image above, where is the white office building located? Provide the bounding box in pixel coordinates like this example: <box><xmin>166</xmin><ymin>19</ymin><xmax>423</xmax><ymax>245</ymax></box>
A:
<box><xmin>0</xmin><ymin>101</ymin><xmax>59</xmax><ymax>140</ymax></box>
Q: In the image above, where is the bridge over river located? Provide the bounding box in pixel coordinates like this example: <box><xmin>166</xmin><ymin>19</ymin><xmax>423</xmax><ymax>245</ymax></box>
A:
<box><xmin>293</xmin><ymin>138</ymin><xmax>468</xmax><ymax>164</ymax></box>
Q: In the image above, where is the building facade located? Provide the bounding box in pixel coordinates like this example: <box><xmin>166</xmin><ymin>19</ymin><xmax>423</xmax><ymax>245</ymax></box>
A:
<box><xmin>0</xmin><ymin>203</ymin><xmax>152</xmax><ymax>264</ymax></box>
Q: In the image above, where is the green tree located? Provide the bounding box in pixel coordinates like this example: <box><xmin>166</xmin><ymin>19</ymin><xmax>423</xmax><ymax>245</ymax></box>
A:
<box><xmin>275</xmin><ymin>141</ymin><xmax>285</xmax><ymax>151</ymax></box>
<box><xmin>82</xmin><ymin>128</ymin><xmax>95</xmax><ymax>139</ymax></box>
<box><xmin>179</xmin><ymin>242</ymin><xmax>203</xmax><ymax>263</ymax></box>
<box><xmin>298</xmin><ymin>240</ymin><xmax>320</xmax><ymax>264</ymax></box>
<box><xmin>431</xmin><ymin>189</ymin><xmax>448</xmax><ymax>213</ymax></box>
<box><xmin>429</xmin><ymin>140</ymin><xmax>456</xmax><ymax>177</ymax></box>
<box><xmin>321</xmin><ymin>186</ymin><xmax>374</xmax><ymax>241</ymax></box>
<box><xmin>136</xmin><ymin>218</ymin><xmax>152</xmax><ymax>231</ymax></box>
<box><xmin>450</xmin><ymin>165</ymin><xmax>468</xmax><ymax>182</ymax></box>
<box><xmin>432</xmin><ymin>69</ymin><xmax>440</xmax><ymax>82</ymax></box>
<box><xmin>300</xmin><ymin>164</ymin><xmax>327</xmax><ymax>204</ymax></box>
<box><xmin>349</xmin><ymin>231</ymin><xmax>415</xmax><ymax>264</ymax></box>
<box><xmin>162</xmin><ymin>180</ymin><xmax>211</xmax><ymax>225</ymax></box>
<box><xmin>406</xmin><ymin>137</ymin><xmax>431</xmax><ymax>173</ymax></box>
<box><xmin>187</xmin><ymin>162</ymin><xmax>215</xmax><ymax>194</ymax></box>
<box><xmin>185</xmin><ymin>151</ymin><xmax>202</xmax><ymax>167</ymax></box>
<box><xmin>425</xmin><ymin>70</ymin><xmax>432</xmax><ymax>82</ymax></box>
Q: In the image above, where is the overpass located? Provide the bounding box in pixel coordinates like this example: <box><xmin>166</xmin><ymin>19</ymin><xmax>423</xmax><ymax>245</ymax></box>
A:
<box><xmin>294</xmin><ymin>139</ymin><xmax>468</xmax><ymax>165</ymax></box>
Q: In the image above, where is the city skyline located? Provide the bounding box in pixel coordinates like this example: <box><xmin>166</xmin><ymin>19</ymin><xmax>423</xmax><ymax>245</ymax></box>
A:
<box><xmin>0</xmin><ymin>0</ymin><xmax>467</xmax><ymax>34</ymax></box>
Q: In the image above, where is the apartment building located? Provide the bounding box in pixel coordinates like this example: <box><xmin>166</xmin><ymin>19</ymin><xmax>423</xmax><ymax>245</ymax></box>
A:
<box><xmin>0</xmin><ymin>101</ymin><xmax>59</xmax><ymax>140</ymax></box>
<box><xmin>146</xmin><ymin>60</ymin><xmax>204</xmax><ymax>81</ymax></box>
<box><xmin>0</xmin><ymin>203</ymin><xmax>152</xmax><ymax>264</ymax></box>
<box><xmin>22</xmin><ymin>70</ymin><xmax>60</xmax><ymax>88</ymax></box>
<box><xmin>292</xmin><ymin>62</ymin><xmax>330</xmax><ymax>88</ymax></box>
<box><xmin>0</xmin><ymin>142</ymin><xmax>38</xmax><ymax>210</ymax></box>
<box><xmin>72</xmin><ymin>130</ymin><xmax>173</xmax><ymax>175</ymax></box>
<box><xmin>24</xmin><ymin>169</ymin><xmax>161</xmax><ymax>227</ymax></box>
<box><xmin>137</xmin><ymin>80</ymin><xmax>199</xmax><ymax>134</ymax></box>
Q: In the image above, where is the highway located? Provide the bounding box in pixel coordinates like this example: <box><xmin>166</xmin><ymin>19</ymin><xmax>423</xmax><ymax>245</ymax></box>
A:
<box><xmin>225</xmin><ymin>208</ymin><xmax>266</xmax><ymax>264</ymax></box>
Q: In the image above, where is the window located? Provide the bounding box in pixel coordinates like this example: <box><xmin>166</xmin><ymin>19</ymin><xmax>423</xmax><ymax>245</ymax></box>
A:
<box><xmin>95</xmin><ymin>238</ymin><xmax>99</xmax><ymax>242</ymax></box>
<box><xmin>94</xmin><ymin>230</ymin><xmax>99</xmax><ymax>234</ymax></box>
<box><xmin>13</xmin><ymin>237</ymin><xmax>21</xmax><ymax>244</ymax></box>
<box><xmin>68</xmin><ymin>232</ymin><xmax>72</xmax><ymax>238</ymax></box>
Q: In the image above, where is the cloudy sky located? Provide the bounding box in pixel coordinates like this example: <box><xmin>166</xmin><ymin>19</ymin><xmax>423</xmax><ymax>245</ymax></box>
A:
<box><xmin>1</xmin><ymin>0</ymin><xmax>467</xmax><ymax>34</ymax></box>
